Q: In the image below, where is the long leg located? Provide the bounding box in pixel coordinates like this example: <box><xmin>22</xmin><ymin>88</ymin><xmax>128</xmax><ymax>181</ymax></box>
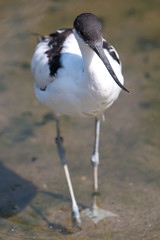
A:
<box><xmin>91</xmin><ymin>118</ymin><xmax>100</xmax><ymax>210</ymax></box>
<box><xmin>91</xmin><ymin>118</ymin><xmax>100</xmax><ymax>193</ymax></box>
<box><xmin>82</xmin><ymin>117</ymin><xmax>118</xmax><ymax>223</ymax></box>
<box><xmin>55</xmin><ymin>117</ymin><xmax>81</xmax><ymax>227</ymax></box>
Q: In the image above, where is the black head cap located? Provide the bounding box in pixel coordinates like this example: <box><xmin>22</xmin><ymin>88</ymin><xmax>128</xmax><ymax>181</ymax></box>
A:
<box><xmin>73</xmin><ymin>13</ymin><xmax>102</xmax><ymax>45</ymax></box>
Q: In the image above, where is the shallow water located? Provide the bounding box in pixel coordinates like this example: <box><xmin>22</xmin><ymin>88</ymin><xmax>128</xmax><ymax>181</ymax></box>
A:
<box><xmin>0</xmin><ymin>0</ymin><xmax>160</xmax><ymax>239</ymax></box>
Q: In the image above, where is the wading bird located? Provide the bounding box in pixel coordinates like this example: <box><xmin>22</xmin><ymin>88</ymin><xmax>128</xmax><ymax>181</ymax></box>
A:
<box><xmin>31</xmin><ymin>13</ymin><xmax>129</xmax><ymax>227</ymax></box>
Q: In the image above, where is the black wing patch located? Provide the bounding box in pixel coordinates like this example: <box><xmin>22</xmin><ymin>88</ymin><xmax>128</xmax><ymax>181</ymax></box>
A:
<box><xmin>103</xmin><ymin>41</ymin><xmax>120</xmax><ymax>64</ymax></box>
<box><xmin>39</xmin><ymin>29</ymin><xmax>73</xmax><ymax>77</ymax></box>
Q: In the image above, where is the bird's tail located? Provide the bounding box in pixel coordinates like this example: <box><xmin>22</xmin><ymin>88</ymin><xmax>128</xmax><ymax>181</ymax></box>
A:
<box><xmin>31</xmin><ymin>32</ymin><xmax>46</xmax><ymax>43</ymax></box>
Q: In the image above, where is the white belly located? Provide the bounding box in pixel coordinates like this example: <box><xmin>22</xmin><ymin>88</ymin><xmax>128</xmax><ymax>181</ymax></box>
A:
<box><xmin>34</xmin><ymin>61</ymin><xmax>123</xmax><ymax>118</ymax></box>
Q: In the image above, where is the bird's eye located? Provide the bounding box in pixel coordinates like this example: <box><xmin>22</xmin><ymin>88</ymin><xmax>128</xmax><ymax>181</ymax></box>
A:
<box><xmin>79</xmin><ymin>30</ymin><xmax>84</xmax><ymax>37</ymax></box>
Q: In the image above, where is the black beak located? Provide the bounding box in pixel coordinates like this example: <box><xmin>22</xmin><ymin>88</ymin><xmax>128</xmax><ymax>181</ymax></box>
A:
<box><xmin>91</xmin><ymin>44</ymin><xmax>129</xmax><ymax>93</ymax></box>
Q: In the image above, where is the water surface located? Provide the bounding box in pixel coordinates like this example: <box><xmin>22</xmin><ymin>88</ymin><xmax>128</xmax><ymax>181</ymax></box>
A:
<box><xmin>0</xmin><ymin>0</ymin><xmax>160</xmax><ymax>239</ymax></box>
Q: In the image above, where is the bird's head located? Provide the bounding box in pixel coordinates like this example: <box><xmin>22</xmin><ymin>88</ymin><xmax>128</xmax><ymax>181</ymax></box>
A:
<box><xmin>73</xmin><ymin>13</ymin><xmax>129</xmax><ymax>93</ymax></box>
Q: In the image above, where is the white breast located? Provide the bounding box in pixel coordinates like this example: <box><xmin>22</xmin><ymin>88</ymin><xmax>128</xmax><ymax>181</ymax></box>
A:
<box><xmin>32</xmin><ymin>32</ymin><xmax>123</xmax><ymax>118</ymax></box>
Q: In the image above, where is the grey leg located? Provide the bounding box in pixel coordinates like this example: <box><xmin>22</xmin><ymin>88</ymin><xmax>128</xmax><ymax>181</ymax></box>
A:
<box><xmin>55</xmin><ymin>117</ymin><xmax>81</xmax><ymax>227</ymax></box>
<box><xmin>81</xmin><ymin>117</ymin><xmax>118</xmax><ymax>223</ymax></box>
<box><xmin>91</xmin><ymin>118</ymin><xmax>100</xmax><ymax>214</ymax></box>
<box><xmin>91</xmin><ymin>118</ymin><xmax>100</xmax><ymax>195</ymax></box>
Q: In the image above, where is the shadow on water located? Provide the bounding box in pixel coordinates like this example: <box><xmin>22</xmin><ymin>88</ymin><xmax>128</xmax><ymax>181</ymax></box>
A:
<box><xmin>0</xmin><ymin>162</ymin><xmax>37</xmax><ymax>218</ymax></box>
<box><xmin>30</xmin><ymin>203</ymin><xmax>74</xmax><ymax>235</ymax></box>
<box><xmin>0</xmin><ymin>162</ymin><xmax>82</xmax><ymax>237</ymax></box>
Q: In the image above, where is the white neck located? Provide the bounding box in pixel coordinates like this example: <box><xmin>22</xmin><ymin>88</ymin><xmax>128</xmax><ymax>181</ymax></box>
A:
<box><xmin>73</xmin><ymin>29</ymin><xmax>108</xmax><ymax>88</ymax></box>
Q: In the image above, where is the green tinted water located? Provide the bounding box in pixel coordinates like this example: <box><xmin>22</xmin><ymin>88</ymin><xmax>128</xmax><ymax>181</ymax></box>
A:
<box><xmin>0</xmin><ymin>0</ymin><xmax>160</xmax><ymax>239</ymax></box>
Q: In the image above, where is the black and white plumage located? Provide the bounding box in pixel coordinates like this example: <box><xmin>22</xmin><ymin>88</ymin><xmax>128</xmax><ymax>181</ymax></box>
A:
<box><xmin>31</xmin><ymin>13</ymin><xmax>128</xmax><ymax>227</ymax></box>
